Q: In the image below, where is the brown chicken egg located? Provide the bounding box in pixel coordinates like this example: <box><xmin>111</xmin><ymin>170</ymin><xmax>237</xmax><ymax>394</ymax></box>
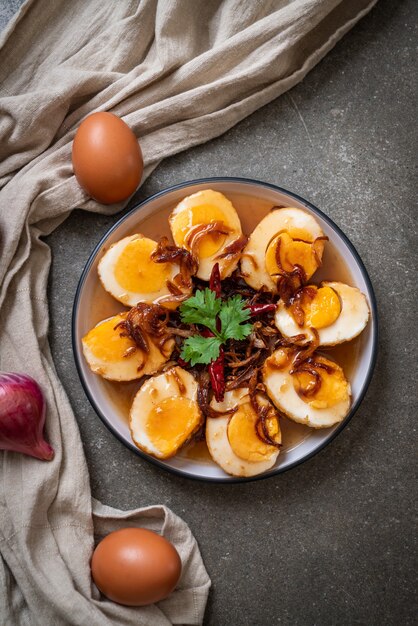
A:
<box><xmin>91</xmin><ymin>528</ymin><xmax>182</xmax><ymax>606</ymax></box>
<box><xmin>72</xmin><ymin>112</ymin><xmax>143</xmax><ymax>204</ymax></box>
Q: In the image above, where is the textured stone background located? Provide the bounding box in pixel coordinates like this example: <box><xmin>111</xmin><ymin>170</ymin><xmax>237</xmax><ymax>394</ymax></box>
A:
<box><xmin>2</xmin><ymin>1</ymin><xmax>417</xmax><ymax>624</ymax></box>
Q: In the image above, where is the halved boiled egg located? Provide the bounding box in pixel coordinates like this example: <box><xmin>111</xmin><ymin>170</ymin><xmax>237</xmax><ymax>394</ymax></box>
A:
<box><xmin>98</xmin><ymin>234</ymin><xmax>190</xmax><ymax>307</ymax></box>
<box><xmin>241</xmin><ymin>208</ymin><xmax>325</xmax><ymax>292</ymax></box>
<box><xmin>206</xmin><ymin>388</ymin><xmax>281</xmax><ymax>477</ymax></box>
<box><xmin>169</xmin><ymin>189</ymin><xmax>244</xmax><ymax>280</ymax></box>
<box><xmin>82</xmin><ymin>313</ymin><xmax>174</xmax><ymax>381</ymax></box>
<box><xmin>275</xmin><ymin>282</ymin><xmax>370</xmax><ymax>345</ymax></box>
<box><xmin>130</xmin><ymin>367</ymin><xmax>203</xmax><ymax>459</ymax></box>
<box><xmin>263</xmin><ymin>348</ymin><xmax>351</xmax><ymax>428</ymax></box>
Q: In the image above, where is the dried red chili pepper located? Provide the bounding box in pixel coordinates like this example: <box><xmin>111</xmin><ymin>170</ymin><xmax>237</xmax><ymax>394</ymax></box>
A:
<box><xmin>209</xmin><ymin>347</ymin><xmax>225</xmax><ymax>402</ymax></box>
<box><xmin>200</xmin><ymin>328</ymin><xmax>225</xmax><ymax>401</ymax></box>
<box><xmin>209</xmin><ymin>262</ymin><xmax>221</xmax><ymax>298</ymax></box>
<box><xmin>205</xmin><ymin>263</ymin><xmax>225</xmax><ymax>401</ymax></box>
<box><xmin>247</xmin><ymin>303</ymin><xmax>276</xmax><ymax>316</ymax></box>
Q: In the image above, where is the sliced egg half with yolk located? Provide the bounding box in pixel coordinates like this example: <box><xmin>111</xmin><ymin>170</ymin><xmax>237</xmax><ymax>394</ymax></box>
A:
<box><xmin>129</xmin><ymin>367</ymin><xmax>203</xmax><ymax>459</ymax></box>
<box><xmin>169</xmin><ymin>189</ymin><xmax>244</xmax><ymax>280</ymax></box>
<box><xmin>263</xmin><ymin>347</ymin><xmax>351</xmax><ymax>428</ymax></box>
<box><xmin>98</xmin><ymin>234</ymin><xmax>190</xmax><ymax>308</ymax></box>
<box><xmin>241</xmin><ymin>208</ymin><xmax>325</xmax><ymax>292</ymax></box>
<box><xmin>206</xmin><ymin>388</ymin><xmax>281</xmax><ymax>477</ymax></box>
<box><xmin>82</xmin><ymin>313</ymin><xmax>174</xmax><ymax>381</ymax></box>
<box><xmin>275</xmin><ymin>282</ymin><xmax>370</xmax><ymax>346</ymax></box>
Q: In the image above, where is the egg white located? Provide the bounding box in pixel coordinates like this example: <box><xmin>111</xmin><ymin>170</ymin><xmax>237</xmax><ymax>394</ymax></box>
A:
<box><xmin>98</xmin><ymin>234</ymin><xmax>183</xmax><ymax>307</ymax></box>
<box><xmin>274</xmin><ymin>282</ymin><xmax>370</xmax><ymax>346</ymax></box>
<box><xmin>206</xmin><ymin>389</ymin><xmax>280</xmax><ymax>477</ymax></box>
<box><xmin>241</xmin><ymin>208</ymin><xmax>325</xmax><ymax>292</ymax></box>
<box><xmin>130</xmin><ymin>367</ymin><xmax>203</xmax><ymax>459</ymax></box>
<box><xmin>169</xmin><ymin>189</ymin><xmax>244</xmax><ymax>280</ymax></box>
<box><xmin>263</xmin><ymin>350</ymin><xmax>351</xmax><ymax>428</ymax></box>
<box><xmin>82</xmin><ymin>314</ymin><xmax>174</xmax><ymax>381</ymax></box>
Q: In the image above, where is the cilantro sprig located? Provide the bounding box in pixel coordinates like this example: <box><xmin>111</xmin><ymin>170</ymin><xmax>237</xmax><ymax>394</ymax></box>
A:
<box><xmin>179</xmin><ymin>289</ymin><xmax>221</xmax><ymax>336</ymax></box>
<box><xmin>219</xmin><ymin>296</ymin><xmax>252</xmax><ymax>341</ymax></box>
<box><xmin>179</xmin><ymin>288</ymin><xmax>252</xmax><ymax>366</ymax></box>
<box><xmin>180</xmin><ymin>335</ymin><xmax>222</xmax><ymax>366</ymax></box>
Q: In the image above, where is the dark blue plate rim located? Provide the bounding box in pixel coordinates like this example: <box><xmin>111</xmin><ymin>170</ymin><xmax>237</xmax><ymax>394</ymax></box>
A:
<box><xmin>72</xmin><ymin>177</ymin><xmax>378</xmax><ymax>484</ymax></box>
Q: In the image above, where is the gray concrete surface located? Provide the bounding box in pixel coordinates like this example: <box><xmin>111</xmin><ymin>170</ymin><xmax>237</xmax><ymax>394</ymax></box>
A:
<box><xmin>3</xmin><ymin>1</ymin><xmax>417</xmax><ymax>624</ymax></box>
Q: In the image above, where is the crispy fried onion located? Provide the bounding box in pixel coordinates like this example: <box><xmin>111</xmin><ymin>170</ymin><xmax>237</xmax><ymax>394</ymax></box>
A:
<box><xmin>272</xmin><ymin>235</ymin><xmax>306</xmax><ymax>304</ymax></box>
<box><xmin>249</xmin><ymin>371</ymin><xmax>282</xmax><ymax>448</ymax></box>
<box><xmin>215</xmin><ymin>235</ymin><xmax>249</xmax><ymax>260</ymax></box>
<box><xmin>290</xmin><ymin>328</ymin><xmax>319</xmax><ymax>370</ymax></box>
<box><xmin>152</xmin><ymin>236</ymin><xmax>198</xmax><ymax>277</ymax></box>
<box><xmin>287</xmin><ymin>285</ymin><xmax>317</xmax><ymax>327</ymax></box>
<box><xmin>221</xmin><ymin>269</ymin><xmax>258</xmax><ymax>299</ymax></box>
<box><xmin>151</xmin><ymin>237</ymin><xmax>198</xmax><ymax>304</ymax></box>
<box><xmin>287</xmin><ymin>328</ymin><xmax>335</xmax><ymax>398</ymax></box>
<box><xmin>224</xmin><ymin>315</ymin><xmax>283</xmax><ymax>391</ymax></box>
<box><xmin>290</xmin><ymin>354</ymin><xmax>336</xmax><ymax>398</ymax></box>
<box><xmin>225</xmin><ymin>367</ymin><xmax>255</xmax><ymax>391</ymax></box>
<box><xmin>272</xmin><ymin>235</ymin><xmax>328</xmax><ymax>305</ymax></box>
<box><xmin>115</xmin><ymin>302</ymin><xmax>172</xmax><ymax>354</ymax></box>
<box><xmin>185</xmin><ymin>221</ymin><xmax>231</xmax><ymax>255</ymax></box>
<box><xmin>196</xmin><ymin>369</ymin><xmax>237</xmax><ymax>419</ymax></box>
<box><xmin>276</xmin><ymin>267</ymin><xmax>306</xmax><ymax>305</ymax></box>
<box><xmin>227</xmin><ymin>351</ymin><xmax>261</xmax><ymax>369</ymax></box>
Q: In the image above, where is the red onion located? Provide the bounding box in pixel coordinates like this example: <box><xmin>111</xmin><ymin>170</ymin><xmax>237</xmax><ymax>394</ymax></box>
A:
<box><xmin>0</xmin><ymin>372</ymin><xmax>54</xmax><ymax>461</ymax></box>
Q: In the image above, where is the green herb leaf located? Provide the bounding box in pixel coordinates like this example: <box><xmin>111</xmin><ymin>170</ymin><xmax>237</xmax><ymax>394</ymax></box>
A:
<box><xmin>179</xmin><ymin>288</ymin><xmax>221</xmax><ymax>336</ymax></box>
<box><xmin>218</xmin><ymin>295</ymin><xmax>252</xmax><ymax>341</ymax></box>
<box><xmin>179</xmin><ymin>289</ymin><xmax>254</xmax><ymax>365</ymax></box>
<box><xmin>180</xmin><ymin>335</ymin><xmax>222</xmax><ymax>366</ymax></box>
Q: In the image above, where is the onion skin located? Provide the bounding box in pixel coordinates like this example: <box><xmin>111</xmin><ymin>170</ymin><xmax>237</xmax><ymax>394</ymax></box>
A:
<box><xmin>0</xmin><ymin>373</ymin><xmax>54</xmax><ymax>461</ymax></box>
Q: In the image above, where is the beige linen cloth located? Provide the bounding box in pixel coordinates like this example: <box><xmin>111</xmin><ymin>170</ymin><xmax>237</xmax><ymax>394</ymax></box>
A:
<box><xmin>0</xmin><ymin>0</ymin><xmax>376</xmax><ymax>624</ymax></box>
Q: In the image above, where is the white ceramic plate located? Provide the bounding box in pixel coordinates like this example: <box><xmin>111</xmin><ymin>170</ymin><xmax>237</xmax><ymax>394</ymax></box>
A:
<box><xmin>72</xmin><ymin>178</ymin><xmax>378</xmax><ymax>482</ymax></box>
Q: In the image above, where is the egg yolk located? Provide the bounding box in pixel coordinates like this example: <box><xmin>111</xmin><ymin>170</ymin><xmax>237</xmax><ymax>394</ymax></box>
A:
<box><xmin>83</xmin><ymin>315</ymin><xmax>142</xmax><ymax>362</ymax></box>
<box><xmin>114</xmin><ymin>237</ymin><xmax>172</xmax><ymax>294</ymax></box>
<box><xmin>309</xmin><ymin>286</ymin><xmax>341</xmax><ymax>328</ymax></box>
<box><xmin>265</xmin><ymin>232</ymin><xmax>320</xmax><ymax>280</ymax></box>
<box><xmin>227</xmin><ymin>403</ymin><xmax>279</xmax><ymax>462</ymax></box>
<box><xmin>257</xmin><ymin>413</ymin><xmax>282</xmax><ymax>446</ymax></box>
<box><xmin>292</xmin><ymin>359</ymin><xmax>349</xmax><ymax>409</ymax></box>
<box><xmin>146</xmin><ymin>397</ymin><xmax>201</xmax><ymax>457</ymax></box>
<box><xmin>290</xmin><ymin>285</ymin><xmax>341</xmax><ymax>329</ymax></box>
<box><xmin>172</xmin><ymin>204</ymin><xmax>228</xmax><ymax>258</ymax></box>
